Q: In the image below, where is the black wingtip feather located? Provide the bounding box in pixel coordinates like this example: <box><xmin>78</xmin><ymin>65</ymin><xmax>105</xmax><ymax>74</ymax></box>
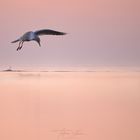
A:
<box><xmin>35</xmin><ymin>29</ymin><xmax>67</xmax><ymax>36</ymax></box>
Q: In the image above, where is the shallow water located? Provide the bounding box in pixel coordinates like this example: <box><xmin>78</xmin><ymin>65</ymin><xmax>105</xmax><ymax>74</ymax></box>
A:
<box><xmin>0</xmin><ymin>72</ymin><xmax>140</xmax><ymax>140</ymax></box>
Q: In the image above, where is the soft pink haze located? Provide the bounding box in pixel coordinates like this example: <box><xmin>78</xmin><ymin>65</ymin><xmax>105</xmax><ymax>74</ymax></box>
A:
<box><xmin>0</xmin><ymin>1</ymin><xmax>140</xmax><ymax>140</ymax></box>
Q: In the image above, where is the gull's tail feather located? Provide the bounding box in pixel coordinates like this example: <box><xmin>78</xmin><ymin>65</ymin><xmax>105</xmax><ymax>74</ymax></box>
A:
<box><xmin>11</xmin><ymin>39</ymin><xmax>20</xmax><ymax>43</ymax></box>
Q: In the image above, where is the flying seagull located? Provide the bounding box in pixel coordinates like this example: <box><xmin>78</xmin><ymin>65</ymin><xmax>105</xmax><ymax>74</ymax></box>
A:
<box><xmin>11</xmin><ymin>29</ymin><xmax>66</xmax><ymax>51</ymax></box>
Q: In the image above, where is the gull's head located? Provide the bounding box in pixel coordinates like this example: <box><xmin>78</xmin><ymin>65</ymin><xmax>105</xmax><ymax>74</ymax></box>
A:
<box><xmin>35</xmin><ymin>37</ymin><xmax>41</xmax><ymax>47</ymax></box>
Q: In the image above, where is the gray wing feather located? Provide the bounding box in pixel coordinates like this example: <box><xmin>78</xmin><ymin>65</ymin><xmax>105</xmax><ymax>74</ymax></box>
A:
<box><xmin>34</xmin><ymin>29</ymin><xmax>66</xmax><ymax>36</ymax></box>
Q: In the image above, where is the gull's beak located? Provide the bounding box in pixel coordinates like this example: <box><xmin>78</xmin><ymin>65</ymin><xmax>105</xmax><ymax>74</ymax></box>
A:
<box><xmin>38</xmin><ymin>41</ymin><xmax>41</xmax><ymax>47</ymax></box>
<box><xmin>36</xmin><ymin>38</ymin><xmax>41</xmax><ymax>47</ymax></box>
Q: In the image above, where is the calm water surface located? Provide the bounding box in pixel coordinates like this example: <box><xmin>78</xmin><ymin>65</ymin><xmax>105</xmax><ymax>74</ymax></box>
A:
<box><xmin>0</xmin><ymin>72</ymin><xmax>140</xmax><ymax>140</ymax></box>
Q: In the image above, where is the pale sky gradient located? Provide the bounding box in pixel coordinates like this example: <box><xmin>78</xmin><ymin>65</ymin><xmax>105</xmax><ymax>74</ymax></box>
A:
<box><xmin>0</xmin><ymin>0</ymin><xmax>139</xmax><ymax>69</ymax></box>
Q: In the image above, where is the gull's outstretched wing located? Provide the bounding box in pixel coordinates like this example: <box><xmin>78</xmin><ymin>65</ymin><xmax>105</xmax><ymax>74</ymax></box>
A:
<box><xmin>35</xmin><ymin>29</ymin><xmax>66</xmax><ymax>36</ymax></box>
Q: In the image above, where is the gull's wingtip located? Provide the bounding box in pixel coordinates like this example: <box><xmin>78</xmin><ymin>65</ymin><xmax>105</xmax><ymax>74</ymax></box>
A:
<box><xmin>63</xmin><ymin>32</ymin><xmax>67</xmax><ymax>35</ymax></box>
<box><xmin>60</xmin><ymin>32</ymin><xmax>68</xmax><ymax>35</ymax></box>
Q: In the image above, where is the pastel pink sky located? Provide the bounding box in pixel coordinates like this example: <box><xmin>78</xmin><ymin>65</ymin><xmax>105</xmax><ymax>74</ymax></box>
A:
<box><xmin>0</xmin><ymin>0</ymin><xmax>139</xmax><ymax>69</ymax></box>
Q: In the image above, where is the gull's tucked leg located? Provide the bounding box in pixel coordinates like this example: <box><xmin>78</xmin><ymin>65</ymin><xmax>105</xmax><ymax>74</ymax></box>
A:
<box><xmin>17</xmin><ymin>41</ymin><xmax>22</xmax><ymax>51</ymax></box>
<box><xmin>19</xmin><ymin>41</ymin><xmax>24</xmax><ymax>50</ymax></box>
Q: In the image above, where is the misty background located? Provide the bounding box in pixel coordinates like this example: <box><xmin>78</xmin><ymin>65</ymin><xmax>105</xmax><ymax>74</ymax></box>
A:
<box><xmin>0</xmin><ymin>0</ymin><xmax>139</xmax><ymax>70</ymax></box>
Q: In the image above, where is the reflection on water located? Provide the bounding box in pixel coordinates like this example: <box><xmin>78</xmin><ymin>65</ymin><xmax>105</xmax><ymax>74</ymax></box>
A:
<box><xmin>0</xmin><ymin>71</ymin><xmax>140</xmax><ymax>140</ymax></box>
